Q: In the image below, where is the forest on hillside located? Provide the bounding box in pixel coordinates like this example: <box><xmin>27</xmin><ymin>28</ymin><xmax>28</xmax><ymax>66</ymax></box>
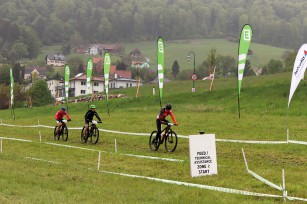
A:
<box><xmin>0</xmin><ymin>0</ymin><xmax>307</xmax><ymax>61</ymax></box>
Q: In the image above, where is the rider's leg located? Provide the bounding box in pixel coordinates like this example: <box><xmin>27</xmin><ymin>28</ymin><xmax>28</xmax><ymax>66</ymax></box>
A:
<box><xmin>160</xmin><ymin>120</ymin><xmax>169</xmax><ymax>144</ymax></box>
<box><xmin>84</xmin><ymin>123</ymin><xmax>89</xmax><ymax>138</ymax></box>
<box><xmin>56</xmin><ymin>121</ymin><xmax>62</xmax><ymax>135</ymax></box>
<box><xmin>156</xmin><ymin>119</ymin><xmax>162</xmax><ymax>140</ymax></box>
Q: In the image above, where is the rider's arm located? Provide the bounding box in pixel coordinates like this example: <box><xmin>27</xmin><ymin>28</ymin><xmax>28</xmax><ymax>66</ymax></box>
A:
<box><xmin>65</xmin><ymin>112</ymin><xmax>71</xmax><ymax>120</ymax></box>
<box><xmin>169</xmin><ymin>111</ymin><xmax>177</xmax><ymax>124</ymax></box>
<box><xmin>95</xmin><ymin>112</ymin><xmax>102</xmax><ymax>122</ymax></box>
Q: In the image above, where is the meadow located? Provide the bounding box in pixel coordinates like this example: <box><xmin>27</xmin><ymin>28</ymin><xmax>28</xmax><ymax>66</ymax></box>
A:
<box><xmin>1</xmin><ymin>72</ymin><xmax>307</xmax><ymax>203</ymax></box>
<box><xmin>37</xmin><ymin>39</ymin><xmax>290</xmax><ymax>71</ymax></box>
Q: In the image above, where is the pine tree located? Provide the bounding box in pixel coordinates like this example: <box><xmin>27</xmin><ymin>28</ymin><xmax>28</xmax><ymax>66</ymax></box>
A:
<box><xmin>171</xmin><ymin>60</ymin><xmax>180</xmax><ymax>79</ymax></box>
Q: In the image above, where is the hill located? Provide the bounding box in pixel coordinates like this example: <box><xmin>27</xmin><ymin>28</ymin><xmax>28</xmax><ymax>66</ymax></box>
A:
<box><xmin>39</xmin><ymin>39</ymin><xmax>289</xmax><ymax>72</ymax></box>
<box><xmin>0</xmin><ymin>72</ymin><xmax>307</xmax><ymax>203</ymax></box>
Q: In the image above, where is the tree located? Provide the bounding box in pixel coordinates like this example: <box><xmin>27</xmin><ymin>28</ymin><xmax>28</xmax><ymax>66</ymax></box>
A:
<box><xmin>283</xmin><ymin>50</ymin><xmax>297</xmax><ymax>71</ymax></box>
<box><xmin>243</xmin><ymin>60</ymin><xmax>255</xmax><ymax>76</ymax></box>
<box><xmin>207</xmin><ymin>48</ymin><xmax>218</xmax><ymax>75</ymax></box>
<box><xmin>171</xmin><ymin>60</ymin><xmax>180</xmax><ymax>79</ymax></box>
<box><xmin>217</xmin><ymin>55</ymin><xmax>236</xmax><ymax>77</ymax></box>
<box><xmin>0</xmin><ymin>84</ymin><xmax>9</xmax><ymax>109</ymax></box>
<box><xmin>31</xmin><ymin>80</ymin><xmax>53</xmax><ymax>106</ymax></box>
<box><xmin>267</xmin><ymin>59</ymin><xmax>284</xmax><ymax>74</ymax></box>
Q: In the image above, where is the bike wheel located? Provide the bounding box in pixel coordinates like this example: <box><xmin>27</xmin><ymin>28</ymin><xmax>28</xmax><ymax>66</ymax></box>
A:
<box><xmin>54</xmin><ymin>126</ymin><xmax>60</xmax><ymax>140</ymax></box>
<box><xmin>62</xmin><ymin>125</ymin><xmax>68</xmax><ymax>141</ymax></box>
<box><xmin>90</xmin><ymin>127</ymin><xmax>99</xmax><ymax>144</ymax></box>
<box><xmin>81</xmin><ymin>127</ymin><xmax>88</xmax><ymax>143</ymax></box>
<box><xmin>149</xmin><ymin>131</ymin><xmax>160</xmax><ymax>151</ymax></box>
<box><xmin>165</xmin><ymin>130</ymin><xmax>178</xmax><ymax>152</ymax></box>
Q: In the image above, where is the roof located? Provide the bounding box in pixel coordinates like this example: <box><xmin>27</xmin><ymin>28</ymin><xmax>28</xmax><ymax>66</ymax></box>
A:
<box><xmin>93</xmin><ymin>57</ymin><xmax>104</xmax><ymax>64</ymax></box>
<box><xmin>110</xmin><ymin>65</ymin><xmax>131</xmax><ymax>78</ymax></box>
<box><xmin>110</xmin><ymin>77</ymin><xmax>138</xmax><ymax>82</ymax></box>
<box><xmin>70</xmin><ymin>74</ymin><xmax>104</xmax><ymax>82</ymax></box>
<box><xmin>24</xmin><ymin>66</ymin><xmax>47</xmax><ymax>75</ymax></box>
<box><xmin>47</xmin><ymin>54</ymin><xmax>66</xmax><ymax>61</ymax></box>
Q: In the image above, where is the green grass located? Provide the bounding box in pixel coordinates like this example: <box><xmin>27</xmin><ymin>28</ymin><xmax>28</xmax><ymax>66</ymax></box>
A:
<box><xmin>124</xmin><ymin>38</ymin><xmax>290</xmax><ymax>70</ymax></box>
<box><xmin>37</xmin><ymin>39</ymin><xmax>289</xmax><ymax>71</ymax></box>
<box><xmin>1</xmin><ymin>72</ymin><xmax>307</xmax><ymax>203</ymax></box>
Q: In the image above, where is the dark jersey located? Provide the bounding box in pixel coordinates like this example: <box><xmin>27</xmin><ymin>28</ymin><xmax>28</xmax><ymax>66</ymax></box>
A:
<box><xmin>84</xmin><ymin>110</ymin><xmax>101</xmax><ymax>122</ymax></box>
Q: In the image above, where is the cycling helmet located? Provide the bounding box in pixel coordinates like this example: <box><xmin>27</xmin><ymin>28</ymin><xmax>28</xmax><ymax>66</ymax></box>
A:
<box><xmin>90</xmin><ymin>104</ymin><xmax>96</xmax><ymax>109</ymax></box>
<box><xmin>165</xmin><ymin>103</ymin><xmax>172</xmax><ymax>110</ymax></box>
<box><xmin>61</xmin><ymin>107</ymin><xmax>66</xmax><ymax>111</ymax></box>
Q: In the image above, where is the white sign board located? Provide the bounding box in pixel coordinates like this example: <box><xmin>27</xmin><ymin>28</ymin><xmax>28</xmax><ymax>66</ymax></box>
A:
<box><xmin>189</xmin><ymin>134</ymin><xmax>218</xmax><ymax>177</ymax></box>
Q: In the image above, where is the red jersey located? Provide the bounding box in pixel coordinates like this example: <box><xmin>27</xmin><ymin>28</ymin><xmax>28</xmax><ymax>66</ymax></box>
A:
<box><xmin>55</xmin><ymin>110</ymin><xmax>71</xmax><ymax>120</ymax></box>
<box><xmin>156</xmin><ymin>108</ymin><xmax>177</xmax><ymax>124</ymax></box>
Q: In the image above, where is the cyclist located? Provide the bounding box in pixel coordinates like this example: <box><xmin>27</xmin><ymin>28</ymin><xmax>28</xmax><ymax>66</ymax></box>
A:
<box><xmin>55</xmin><ymin>107</ymin><xmax>71</xmax><ymax>136</ymax></box>
<box><xmin>84</xmin><ymin>105</ymin><xmax>102</xmax><ymax>138</ymax></box>
<box><xmin>156</xmin><ymin>103</ymin><xmax>178</xmax><ymax>143</ymax></box>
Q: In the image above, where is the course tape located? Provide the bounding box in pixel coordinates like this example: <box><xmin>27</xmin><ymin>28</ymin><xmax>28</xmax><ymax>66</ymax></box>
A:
<box><xmin>1</xmin><ymin>137</ymin><xmax>183</xmax><ymax>163</ymax></box>
<box><xmin>99</xmin><ymin>170</ymin><xmax>283</xmax><ymax>198</ymax></box>
<box><xmin>1</xmin><ymin>122</ymin><xmax>307</xmax><ymax>145</ymax></box>
<box><xmin>242</xmin><ymin>148</ymin><xmax>283</xmax><ymax>191</ymax></box>
<box><xmin>1</xmin><ymin>136</ymin><xmax>306</xmax><ymax>202</ymax></box>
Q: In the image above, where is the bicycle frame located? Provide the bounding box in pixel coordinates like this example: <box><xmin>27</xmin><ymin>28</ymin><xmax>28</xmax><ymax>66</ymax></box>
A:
<box><xmin>161</xmin><ymin>123</ymin><xmax>173</xmax><ymax>141</ymax></box>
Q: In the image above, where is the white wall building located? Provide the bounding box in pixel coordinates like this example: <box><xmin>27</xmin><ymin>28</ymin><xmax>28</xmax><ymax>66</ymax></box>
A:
<box><xmin>89</xmin><ymin>46</ymin><xmax>99</xmax><ymax>55</ymax></box>
<box><xmin>47</xmin><ymin>79</ymin><xmax>64</xmax><ymax>98</ymax></box>
<box><xmin>69</xmin><ymin>74</ymin><xmax>104</xmax><ymax>97</ymax></box>
<box><xmin>46</xmin><ymin>54</ymin><xmax>66</xmax><ymax>67</ymax></box>
<box><xmin>110</xmin><ymin>77</ymin><xmax>140</xmax><ymax>89</ymax></box>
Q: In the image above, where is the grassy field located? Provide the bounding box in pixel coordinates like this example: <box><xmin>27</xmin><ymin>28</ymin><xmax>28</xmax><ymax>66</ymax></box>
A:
<box><xmin>37</xmin><ymin>39</ymin><xmax>290</xmax><ymax>72</ymax></box>
<box><xmin>1</xmin><ymin>72</ymin><xmax>307</xmax><ymax>203</ymax></box>
<box><xmin>124</xmin><ymin>39</ymin><xmax>290</xmax><ymax>70</ymax></box>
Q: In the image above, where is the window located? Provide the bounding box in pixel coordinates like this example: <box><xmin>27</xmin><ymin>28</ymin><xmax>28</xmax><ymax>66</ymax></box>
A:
<box><xmin>94</xmin><ymin>82</ymin><xmax>99</xmax><ymax>86</ymax></box>
<box><xmin>126</xmin><ymin>83</ymin><xmax>128</xmax><ymax>88</ymax></box>
<box><xmin>130</xmin><ymin>83</ymin><xmax>132</xmax><ymax>87</ymax></box>
<box><xmin>94</xmin><ymin>91</ymin><xmax>98</xmax><ymax>94</ymax></box>
<box><xmin>81</xmin><ymin>81</ymin><xmax>86</xmax><ymax>85</ymax></box>
<box><xmin>81</xmin><ymin>90</ymin><xmax>86</xmax><ymax>94</ymax></box>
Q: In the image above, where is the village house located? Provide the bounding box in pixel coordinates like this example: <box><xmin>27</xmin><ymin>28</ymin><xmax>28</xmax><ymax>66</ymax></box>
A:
<box><xmin>47</xmin><ymin>79</ymin><xmax>64</xmax><ymax>99</ymax></box>
<box><xmin>68</xmin><ymin>73</ymin><xmax>104</xmax><ymax>97</ymax></box>
<box><xmin>46</xmin><ymin>54</ymin><xmax>66</xmax><ymax>67</ymax></box>
<box><xmin>110</xmin><ymin>77</ymin><xmax>139</xmax><ymax>89</ymax></box>
<box><xmin>24</xmin><ymin>66</ymin><xmax>47</xmax><ymax>80</ymax></box>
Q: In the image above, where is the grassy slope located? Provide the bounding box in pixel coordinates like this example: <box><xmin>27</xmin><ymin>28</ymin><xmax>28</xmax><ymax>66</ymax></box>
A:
<box><xmin>1</xmin><ymin>73</ymin><xmax>307</xmax><ymax>203</ymax></box>
<box><xmin>37</xmin><ymin>39</ymin><xmax>289</xmax><ymax>71</ymax></box>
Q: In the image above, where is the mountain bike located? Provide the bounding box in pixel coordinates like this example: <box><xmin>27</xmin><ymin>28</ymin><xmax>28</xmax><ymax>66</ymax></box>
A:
<box><xmin>149</xmin><ymin>123</ymin><xmax>178</xmax><ymax>152</ymax></box>
<box><xmin>54</xmin><ymin>119</ymin><xmax>70</xmax><ymax>141</ymax></box>
<box><xmin>81</xmin><ymin>120</ymin><xmax>101</xmax><ymax>144</ymax></box>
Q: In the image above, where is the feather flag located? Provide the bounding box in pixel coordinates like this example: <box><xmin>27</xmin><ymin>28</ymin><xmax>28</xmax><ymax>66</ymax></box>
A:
<box><xmin>157</xmin><ymin>37</ymin><xmax>164</xmax><ymax>107</ymax></box>
<box><xmin>104</xmin><ymin>52</ymin><xmax>111</xmax><ymax>102</ymax></box>
<box><xmin>64</xmin><ymin>64</ymin><xmax>70</xmax><ymax>107</ymax></box>
<box><xmin>237</xmin><ymin>24</ymin><xmax>253</xmax><ymax>118</ymax></box>
<box><xmin>104</xmin><ymin>52</ymin><xmax>111</xmax><ymax>116</ymax></box>
<box><xmin>288</xmin><ymin>44</ymin><xmax>307</xmax><ymax>107</ymax></box>
<box><xmin>86</xmin><ymin>58</ymin><xmax>93</xmax><ymax>95</ymax></box>
<box><xmin>10</xmin><ymin>68</ymin><xmax>15</xmax><ymax>119</ymax></box>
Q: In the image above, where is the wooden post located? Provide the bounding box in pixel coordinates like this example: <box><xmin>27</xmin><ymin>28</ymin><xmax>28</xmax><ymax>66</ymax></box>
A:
<box><xmin>210</xmin><ymin>66</ymin><xmax>216</xmax><ymax>92</ymax></box>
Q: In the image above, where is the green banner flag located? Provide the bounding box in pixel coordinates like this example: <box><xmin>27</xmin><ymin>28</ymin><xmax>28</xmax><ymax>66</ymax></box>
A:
<box><xmin>104</xmin><ymin>52</ymin><xmax>111</xmax><ymax>101</ymax></box>
<box><xmin>64</xmin><ymin>64</ymin><xmax>70</xmax><ymax>104</ymax></box>
<box><xmin>86</xmin><ymin>58</ymin><xmax>93</xmax><ymax>95</ymax></box>
<box><xmin>10</xmin><ymin>68</ymin><xmax>14</xmax><ymax>109</ymax></box>
<box><xmin>237</xmin><ymin>24</ymin><xmax>252</xmax><ymax>118</ymax></box>
<box><xmin>157</xmin><ymin>37</ymin><xmax>164</xmax><ymax>107</ymax></box>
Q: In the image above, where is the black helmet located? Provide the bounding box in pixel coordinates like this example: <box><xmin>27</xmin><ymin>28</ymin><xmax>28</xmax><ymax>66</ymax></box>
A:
<box><xmin>165</xmin><ymin>103</ymin><xmax>172</xmax><ymax>110</ymax></box>
<box><xmin>61</xmin><ymin>107</ymin><xmax>66</xmax><ymax>111</ymax></box>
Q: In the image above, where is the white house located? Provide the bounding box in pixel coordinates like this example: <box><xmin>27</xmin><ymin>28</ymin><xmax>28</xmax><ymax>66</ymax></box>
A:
<box><xmin>69</xmin><ymin>73</ymin><xmax>104</xmax><ymax>97</ymax></box>
<box><xmin>110</xmin><ymin>77</ymin><xmax>140</xmax><ymax>89</ymax></box>
<box><xmin>46</xmin><ymin>54</ymin><xmax>66</xmax><ymax>67</ymax></box>
<box><xmin>89</xmin><ymin>46</ymin><xmax>99</xmax><ymax>55</ymax></box>
<box><xmin>47</xmin><ymin>79</ymin><xmax>64</xmax><ymax>99</ymax></box>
